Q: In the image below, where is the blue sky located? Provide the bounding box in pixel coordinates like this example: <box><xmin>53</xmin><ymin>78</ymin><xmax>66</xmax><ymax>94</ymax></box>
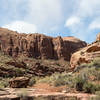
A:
<box><xmin>0</xmin><ymin>0</ymin><xmax>100</xmax><ymax>43</ymax></box>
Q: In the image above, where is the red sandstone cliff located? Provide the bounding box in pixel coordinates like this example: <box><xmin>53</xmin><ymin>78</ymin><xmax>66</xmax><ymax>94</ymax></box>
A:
<box><xmin>0</xmin><ymin>28</ymin><xmax>87</xmax><ymax>61</ymax></box>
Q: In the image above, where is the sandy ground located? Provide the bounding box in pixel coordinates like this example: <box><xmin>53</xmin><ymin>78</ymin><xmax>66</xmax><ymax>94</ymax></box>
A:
<box><xmin>0</xmin><ymin>83</ymin><xmax>96</xmax><ymax>100</ymax></box>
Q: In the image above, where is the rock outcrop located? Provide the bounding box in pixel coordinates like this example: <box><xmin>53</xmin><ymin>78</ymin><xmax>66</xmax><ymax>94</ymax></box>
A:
<box><xmin>0</xmin><ymin>28</ymin><xmax>87</xmax><ymax>61</ymax></box>
<box><xmin>96</xmin><ymin>33</ymin><xmax>100</xmax><ymax>41</ymax></box>
<box><xmin>70</xmin><ymin>33</ymin><xmax>100</xmax><ymax>69</ymax></box>
<box><xmin>9</xmin><ymin>77</ymin><xmax>30</xmax><ymax>88</ymax></box>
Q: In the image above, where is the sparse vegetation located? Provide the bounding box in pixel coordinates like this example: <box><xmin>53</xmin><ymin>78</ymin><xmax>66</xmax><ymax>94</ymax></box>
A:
<box><xmin>15</xmin><ymin>68</ymin><xmax>25</xmax><ymax>77</ymax></box>
<box><xmin>75</xmin><ymin>75</ymin><xmax>86</xmax><ymax>91</ymax></box>
<box><xmin>37</xmin><ymin>58</ymin><xmax>100</xmax><ymax>94</ymax></box>
<box><xmin>34</xmin><ymin>96</ymin><xmax>77</xmax><ymax>100</ymax></box>
<box><xmin>0</xmin><ymin>79</ymin><xmax>9</xmax><ymax>88</ymax></box>
<box><xmin>17</xmin><ymin>88</ymin><xmax>28</xmax><ymax>99</ymax></box>
<box><xmin>83</xmin><ymin>82</ymin><xmax>97</xmax><ymax>93</ymax></box>
<box><xmin>29</xmin><ymin>77</ymin><xmax>36</xmax><ymax>86</ymax></box>
<box><xmin>89</xmin><ymin>91</ymin><xmax>100</xmax><ymax>100</ymax></box>
<box><xmin>0</xmin><ymin>49</ymin><xmax>100</xmax><ymax>97</ymax></box>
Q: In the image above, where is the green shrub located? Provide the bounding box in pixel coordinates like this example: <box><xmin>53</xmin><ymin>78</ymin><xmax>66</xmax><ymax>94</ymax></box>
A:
<box><xmin>83</xmin><ymin>82</ymin><xmax>96</xmax><ymax>93</ymax></box>
<box><xmin>75</xmin><ymin>75</ymin><xmax>86</xmax><ymax>91</ymax></box>
<box><xmin>0</xmin><ymin>80</ymin><xmax>9</xmax><ymax>88</ymax></box>
<box><xmin>15</xmin><ymin>68</ymin><xmax>24</xmax><ymax>77</ymax></box>
<box><xmin>29</xmin><ymin>77</ymin><xmax>36</xmax><ymax>86</ymax></box>
<box><xmin>86</xmin><ymin>58</ymin><xmax>100</xmax><ymax>68</ymax></box>
<box><xmin>89</xmin><ymin>91</ymin><xmax>100</xmax><ymax>100</ymax></box>
<box><xmin>53</xmin><ymin>76</ymin><xmax>66</xmax><ymax>87</ymax></box>
<box><xmin>37</xmin><ymin>72</ymin><xmax>73</xmax><ymax>87</ymax></box>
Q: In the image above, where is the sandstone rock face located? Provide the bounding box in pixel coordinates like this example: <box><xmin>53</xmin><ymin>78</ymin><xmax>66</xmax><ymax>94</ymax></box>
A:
<box><xmin>96</xmin><ymin>33</ymin><xmax>100</xmax><ymax>41</ymax></box>
<box><xmin>0</xmin><ymin>28</ymin><xmax>87</xmax><ymax>61</ymax></box>
<box><xmin>70</xmin><ymin>42</ymin><xmax>100</xmax><ymax>69</ymax></box>
<box><xmin>9</xmin><ymin>77</ymin><xmax>29</xmax><ymax>88</ymax></box>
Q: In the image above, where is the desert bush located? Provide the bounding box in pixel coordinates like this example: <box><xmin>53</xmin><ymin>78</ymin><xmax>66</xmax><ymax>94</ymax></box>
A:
<box><xmin>37</xmin><ymin>72</ymin><xmax>76</xmax><ymax>88</ymax></box>
<box><xmin>75</xmin><ymin>77</ymin><xmax>100</xmax><ymax>93</ymax></box>
<box><xmin>53</xmin><ymin>75</ymin><xmax>67</xmax><ymax>86</ymax></box>
<box><xmin>83</xmin><ymin>82</ymin><xmax>97</xmax><ymax>93</ymax></box>
<box><xmin>74</xmin><ymin>68</ymin><xmax>100</xmax><ymax>93</ymax></box>
<box><xmin>0</xmin><ymin>79</ymin><xmax>9</xmax><ymax>88</ymax></box>
<box><xmin>75</xmin><ymin>74</ymin><xmax>87</xmax><ymax>91</ymax></box>
<box><xmin>15</xmin><ymin>68</ymin><xmax>24</xmax><ymax>77</ymax></box>
<box><xmin>29</xmin><ymin>77</ymin><xmax>36</xmax><ymax>86</ymax></box>
<box><xmin>89</xmin><ymin>91</ymin><xmax>100</xmax><ymax>100</ymax></box>
<box><xmin>86</xmin><ymin>58</ymin><xmax>100</xmax><ymax>68</ymax></box>
<box><xmin>76</xmin><ymin>65</ymin><xmax>100</xmax><ymax>82</ymax></box>
<box><xmin>92</xmin><ymin>58</ymin><xmax>100</xmax><ymax>67</ymax></box>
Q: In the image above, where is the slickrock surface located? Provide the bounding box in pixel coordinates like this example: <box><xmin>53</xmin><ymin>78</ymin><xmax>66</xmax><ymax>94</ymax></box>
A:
<box><xmin>0</xmin><ymin>28</ymin><xmax>86</xmax><ymax>61</ymax></box>
<box><xmin>96</xmin><ymin>32</ymin><xmax>100</xmax><ymax>41</ymax></box>
<box><xmin>70</xmin><ymin>33</ymin><xmax>100</xmax><ymax>69</ymax></box>
<box><xmin>0</xmin><ymin>88</ymin><xmax>95</xmax><ymax>100</ymax></box>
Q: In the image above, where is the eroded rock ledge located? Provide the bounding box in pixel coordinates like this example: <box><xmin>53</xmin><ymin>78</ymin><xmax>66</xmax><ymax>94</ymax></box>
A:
<box><xmin>70</xmin><ymin>33</ymin><xmax>100</xmax><ymax>69</ymax></box>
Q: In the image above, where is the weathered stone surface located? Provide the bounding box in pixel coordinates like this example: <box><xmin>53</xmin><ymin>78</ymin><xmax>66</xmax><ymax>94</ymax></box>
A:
<box><xmin>70</xmin><ymin>32</ymin><xmax>100</xmax><ymax>69</ymax></box>
<box><xmin>96</xmin><ymin>33</ymin><xmax>100</xmax><ymax>41</ymax></box>
<box><xmin>0</xmin><ymin>28</ymin><xmax>87</xmax><ymax>61</ymax></box>
<box><xmin>6</xmin><ymin>61</ymin><xmax>27</xmax><ymax>69</ymax></box>
<box><xmin>31</xmin><ymin>62</ymin><xmax>65</xmax><ymax>76</ymax></box>
<box><xmin>70</xmin><ymin>42</ymin><xmax>100</xmax><ymax>69</ymax></box>
<box><xmin>0</xmin><ymin>88</ymin><xmax>95</xmax><ymax>100</ymax></box>
<box><xmin>9</xmin><ymin>77</ymin><xmax>30</xmax><ymax>88</ymax></box>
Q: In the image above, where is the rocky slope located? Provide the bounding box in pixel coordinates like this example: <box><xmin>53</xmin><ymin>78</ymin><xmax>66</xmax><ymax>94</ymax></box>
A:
<box><xmin>0</xmin><ymin>51</ymin><xmax>68</xmax><ymax>77</ymax></box>
<box><xmin>70</xmin><ymin>33</ymin><xmax>100</xmax><ymax>69</ymax></box>
<box><xmin>0</xmin><ymin>28</ymin><xmax>86</xmax><ymax>61</ymax></box>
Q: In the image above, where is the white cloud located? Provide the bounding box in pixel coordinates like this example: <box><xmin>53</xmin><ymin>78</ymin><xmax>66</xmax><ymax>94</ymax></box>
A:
<box><xmin>26</xmin><ymin>0</ymin><xmax>62</xmax><ymax>31</ymax></box>
<box><xmin>77</xmin><ymin>0</ymin><xmax>100</xmax><ymax>17</ymax></box>
<box><xmin>2</xmin><ymin>21</ymin><xmax>37</xmax><ymax>33</ymax></box>
<box><xmin>1</xmin><ymin>0</ymin><xmax>100</xmax><ymax>42</ymax></box>
<box><xmin>64</xmin><ymin>0</ymin><xmax>100</xmax><ymax>42</ymax></box>
<box><xmin>89</xmin><ymin>19</ymin><xmax>100</xmax><ymax>30</ymax></box>
<box><xmin>65</xmin><ymin>16</ymin><xmax>80</xmax><ymax>27</ymax></box>
<box><xmin>1</xmin><ymin>0</ymin><xmax>63</xmax><ymax>34</ymax></box>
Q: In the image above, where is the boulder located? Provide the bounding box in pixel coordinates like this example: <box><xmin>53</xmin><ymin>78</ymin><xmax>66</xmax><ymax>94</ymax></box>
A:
<box><xmin>70</xmin><ymin>41</ymin><xmax>100</xmax><ymax>69</ymax></box>
<box><xmin>9</xmin><ymin>77</ymin><xmax>30</xmax><ymax>88</ymax></box>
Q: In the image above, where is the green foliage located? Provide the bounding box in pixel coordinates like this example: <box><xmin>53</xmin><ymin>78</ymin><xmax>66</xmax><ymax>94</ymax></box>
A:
<box><xmin>38</xmin><ymin>72</ymin><xmax>74</xmax><ymax>87</ymax></box>
<box><xmin>75</xmin><ymin>75</ymin><xmax>86</xmax><ymax>91</ymax></box>
<box><xmin>83</xmin><ymin>82</ymin><xmax>97</xmax><ymax>93</ymax></box>
<box><xmin>74</xmin><ymin>68</ymin><xmax>100</xmax><ymax>93</ymax></box>
<box><xmin>89</xmin><ymin>91</ymin><xmax>100</xmax><ymax>100</ymax></box>
<box><xmin>0</xmin><ymin>79</ymin><xmax>9</xmax><ymax>88</ymax></box>
<box><xmin>29</xmin><ymin>77</ymin><xmax>36</xmax><ymax>86</ymax></box>
<box><xmin>15</xmin><ymin>68</ymin><xmax>24</xmax><ymax>77</ymax></box>
<box><xmin>86</xmin><ymin>58</ymin><xmax>100</xmax><ymax>68</ymax></box>
<box><xmin>53</xmin><ymin>75</ymin><xmax>67</xmax><ymax>87</ymax></box>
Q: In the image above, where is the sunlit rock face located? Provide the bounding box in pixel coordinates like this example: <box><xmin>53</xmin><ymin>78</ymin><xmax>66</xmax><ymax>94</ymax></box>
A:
<box><xmin>96</xmin><ymin>33</ymin><xmax>100</xmax><ymax>41</ymax></box>
<box><xmin>70</xmin><ymin>33</ymin><xmax>100</xmax><ymax>69</ymax></box>
<box><xmin>0</xmin><ymin>27</ymin><xmax>86</xmax><ymax>61</ymax></box>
